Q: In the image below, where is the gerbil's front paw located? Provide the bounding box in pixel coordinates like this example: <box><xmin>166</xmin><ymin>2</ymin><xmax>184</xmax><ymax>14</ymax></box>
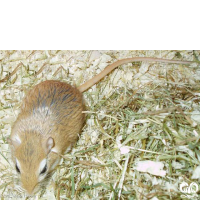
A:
<box><xmin>64</xmin><ymin>145</ymin><xmax>72</xmax><ymax>154</ymax></box>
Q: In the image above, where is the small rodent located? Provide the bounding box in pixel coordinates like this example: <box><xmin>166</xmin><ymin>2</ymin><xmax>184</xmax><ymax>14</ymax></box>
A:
<box><xmin>8</xmin><ymin>57</ymin><xmax>193</xmax><ymax>195</ymax></box>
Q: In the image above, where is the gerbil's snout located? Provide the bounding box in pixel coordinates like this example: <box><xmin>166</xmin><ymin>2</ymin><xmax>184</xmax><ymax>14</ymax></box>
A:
<box><xmin>24</xmin><ymin>184</ymin><xmax>36</xmax><ymax>196</ymax></box>
<box><xmin>21</xmin><ymin>174</ymin><xmax>38</xmax><ymax>195</ymax></box>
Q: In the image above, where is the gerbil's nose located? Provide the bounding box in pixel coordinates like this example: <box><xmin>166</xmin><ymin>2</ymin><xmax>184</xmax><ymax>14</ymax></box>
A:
<box><xmin>21</xmin><ymin>175</ymin><xmax>38</xmax><ymax>196</ymax></box>
<box><xmin>25</xmin><ymin>185</ymin><xmax>36</xmax><ymax>196</ymax></box>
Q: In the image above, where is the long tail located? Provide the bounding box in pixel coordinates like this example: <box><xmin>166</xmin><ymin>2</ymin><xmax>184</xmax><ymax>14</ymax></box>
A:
<box><xmin>78</xmin><ymin>57</ymin><xmax>194</xmax><ymax>93</ymax></box>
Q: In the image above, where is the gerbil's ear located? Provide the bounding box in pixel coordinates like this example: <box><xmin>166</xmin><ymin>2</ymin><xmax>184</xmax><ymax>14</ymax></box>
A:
<box><xmin>46</xmin><ymin>137</ymin><xmax>54</xmax><ymax>154</ymax></box>
<box><xmin>7</xmin><ymin>136</ymin><xmax>21</xmax><ymax>149</ymax></box>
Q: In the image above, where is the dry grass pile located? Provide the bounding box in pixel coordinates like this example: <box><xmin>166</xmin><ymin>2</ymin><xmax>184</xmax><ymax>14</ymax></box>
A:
<box><xmin>0</xmin><ymin>50</ymin><xmax>200</xmax><ymax>199</ymax></box>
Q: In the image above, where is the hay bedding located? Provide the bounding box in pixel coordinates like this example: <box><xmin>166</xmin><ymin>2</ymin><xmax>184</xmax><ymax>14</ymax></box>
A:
<box><xmin>0</xmin><ymin>50</ymin><xmax>200</xmax><ymax>200</ymax></box>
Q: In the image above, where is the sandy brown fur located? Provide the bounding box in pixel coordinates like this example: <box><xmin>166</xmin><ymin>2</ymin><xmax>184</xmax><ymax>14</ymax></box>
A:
<box><xmin>10</xmin><ymin>80</ymin><xmax>84</xmax><ymax>194</ymax></box>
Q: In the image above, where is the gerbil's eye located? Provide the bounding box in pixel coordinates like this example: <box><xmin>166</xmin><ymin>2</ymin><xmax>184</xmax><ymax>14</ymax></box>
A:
<box><xmin>15</xmin><ymin>163</ymin><xmax>20</xmax><ymax>173</ymax></box>
<box><xmin>40</xmin><ymin>164</ymin><xmax>47</xmax><ymax>175</ymax></box>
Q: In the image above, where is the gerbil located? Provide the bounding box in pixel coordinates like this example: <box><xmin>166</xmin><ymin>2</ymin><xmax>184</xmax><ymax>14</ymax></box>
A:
<box><xmin>8</xmin><ymin>57</ymin><xmax>193</xmax><ymax>195</ymax></box>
